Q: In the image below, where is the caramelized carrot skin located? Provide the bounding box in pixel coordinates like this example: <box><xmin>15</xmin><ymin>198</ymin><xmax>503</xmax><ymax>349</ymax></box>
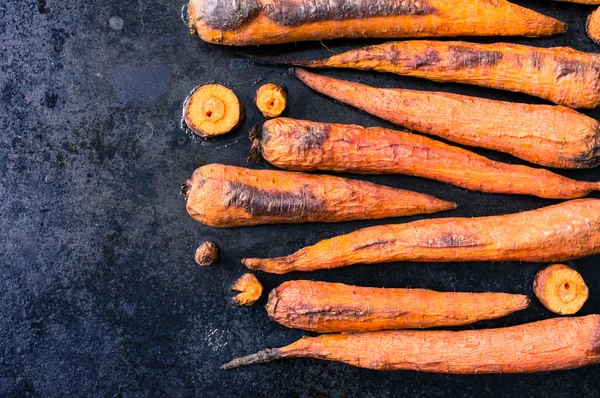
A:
<box><xmin>297</xmin><ymin>41</ymin><xmax>600</xmax><ymax>109</ymax></box>
<box><xmin>267</xmin><ymin>280</ymin><xmax>529</xmax><ymax>333</ymax></box>
<box><xmin>243</xmin><ymin>199</ymin><xmax>600</xmax><ymax>274</ymax></box>
<box><xmin>259</xmin><ymin>118</ymin><xmax>600</xmax><ymax>199</ymax></box>
<box><xmin>182</xmin><ymin>164</ymin><xmax>454</xmax><ymax>228</ymax></box>
<box><xmin>295</xmin><ymin>69</ymin><xmax>600</xmax><ymax>169</ymax></box>
<box><xmin>188</xmin><ymin>0</ymin><xmax>565</xmax><ymax>45</ymax></box>
<box><xmin>273</xmin><ymin>315</ymin><xmax>600</xmax><ymax>373</ymax></box>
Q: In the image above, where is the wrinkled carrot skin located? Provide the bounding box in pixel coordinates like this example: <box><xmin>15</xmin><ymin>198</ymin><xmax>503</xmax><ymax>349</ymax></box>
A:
<box><xmin>266</xmin><ymin>280</ymin><xmax>530</xmax><ymax>333</ymax></box>
<box><xmin>587</xmin><ymin>8</ymin><xmax>600</xmax><ymax>45</ymax></box>
<box><xmin>222</xmin><ymin>315</ymin><xmax>600</xmax><ymax>373</ymax></box>
<box><xmin>187</xmin><ymin>0</ymin><xmax>565</xmax><ymax>46</ymax></box>
<box><xmin>290</xmin><ymin>41</ymin><xmax>600</xmax><ymax>109</ymax></box>
<box><xmin>259</xmin><ymin>118</ymin><xmax>600</xmax><ymax>199</ymax></box>
<box><xmin>295</xmin><ymin>70</ymin><xmax>600</xmax><ymax>169</ymax></box>
<box><xmin>181</xmin><ymin>164</ymin><xmax>455</xmax><ymax>228</ymax></box>
<box><xmin>242</xmin><ymin>199</ymin><xmax>600</xmax><ymax>274</ymax></box>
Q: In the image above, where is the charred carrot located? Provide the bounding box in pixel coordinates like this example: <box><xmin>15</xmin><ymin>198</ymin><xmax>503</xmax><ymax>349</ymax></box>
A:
<box><xmin>181</xmin><ymin>164</ymin><xmax>454</xmax><ymax>228</ymax></box>
<box><xmin>255</xmin><ymin>83</ymin><xmax>287</xmax><ymax>118</ymax></box>
<box><xmin>256</xmin><ymin>118</ymin><xmax>600</xmax><ymax>199</ymax></box>
<box><xmin>195</xmin><ymin>242</ymin><xmax>219</xmax><ymax>266</ymax></box>
<box><xmin>242</xmin><ymin>199</ymin><xmax>600</xmax><ymax>274</ymax></box>
<box><xmin>188</xmin><ymin>0</ymin><xmax>565</xmax><ymax>46</ymax></box>
<box><xmin>222</xmin><ymin>315</ymin><xmax>600</xmax><ymax>373</ymax></box>
<box><xmin>278</xmin><ymin>42</ymin><xmax>600</xmax><ymax>108</ymax></box>
<box><xmin>267</xmin><ymin>280</ymin><xmax>529</xmax><ymax>333</ymax></box>
<box><xmin>295</xmin><ymin>69</ymin><xmax>600</xmax><ymax>169</ymax></box>
<box><xmin>534</xmin><ymin>264</ymin><xmax>589</xmax><ymax>315</ymax></box>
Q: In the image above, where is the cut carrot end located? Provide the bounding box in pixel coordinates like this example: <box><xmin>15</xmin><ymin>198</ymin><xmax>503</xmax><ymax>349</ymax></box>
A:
<box><xmin>587</xmin><ymin>7</ymin><xmax>600</xmax><ymax>45</ymax></box>
<box><xmin>534</xmin><ymin>264</ymin><xmax>588</xmax><ymax>315</ymax></box>
<box><xmin>183</xmin><ymin>84</ymin><xmax>243</xmax><ymax>138</ymax></box>
<box><xmin>255</xmin><ymin>83</ymin><xmax>287</xmax><ymax>118</ymax></box>
<box><xmin>232</xmin><ymin>273</ymin><xmax>263</xmax><ymax>306</ymax></box>
<box><xmin>195</xmin><ymin>242</ymin><xmax>219</xmax><ymax>266</ymax></box>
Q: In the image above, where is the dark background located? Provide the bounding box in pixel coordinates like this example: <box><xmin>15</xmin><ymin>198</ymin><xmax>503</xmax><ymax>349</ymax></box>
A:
<box><xmin>2</xmin><ymin>0</ymin><xmax>600</xmax><ymax>396</ymax></box>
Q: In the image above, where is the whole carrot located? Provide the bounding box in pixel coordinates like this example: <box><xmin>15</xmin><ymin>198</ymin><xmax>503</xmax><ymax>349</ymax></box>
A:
<box><xmin>295</xmin><ymin>69</ymin><xmax>600</xmax><ymax>169</ymax></box>
<box><xmin>267</xmin><ymin>280</ymin><xmax>530</xmax><ymax>333</ymax></box>
<box><xmin>242</xmin><ymin>199</ymin><xmax>600</xmax><ymax>274</ymax></box>
<box><xmin>188</xmin><ymin>0</ymin><xmax>565</xmax><ymax>46</ymax></box>
<box><xmin>256</xmin><ymin>118</ymin><xmax>600</xmax><ymax>199</ymax></box>
<box><xmin>222</xmin><ymin>315</ymin><xmax>600</xmax><ymax>373</ymax></box>
<box><xmin>181</xmin><ymin>164</ymin><xmax>455</xmax><ymax>228</ymax></box>
<box><xmin>278</xmin><ymin>42</ymin><xmax>600</xmax><ymax>108</ymax></box>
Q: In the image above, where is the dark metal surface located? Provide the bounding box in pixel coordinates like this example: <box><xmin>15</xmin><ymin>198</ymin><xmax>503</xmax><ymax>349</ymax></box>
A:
<box><xmin>2</xmin><ymin>1</ymin><xmax>600</xmax><ymax>396</ymax></box>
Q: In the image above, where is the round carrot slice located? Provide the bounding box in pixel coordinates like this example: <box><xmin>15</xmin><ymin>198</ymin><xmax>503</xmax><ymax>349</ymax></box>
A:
<box><xmin>255</xmin><ymin>83</ymin><xmax>287</xmax><ymax>118</ymax></box>
<box><xmin>533</xmin><ymin>264</ymin><xmax>588</xmax><ymax>315</ymax></box>
<box><xmin>587</xmin><ymin>7</ymin><xmax>600</xmax><ymax>45</ymax></box>
<box><xmin>183</xmin><ymin>84</ymin><xmax>243</xmax><ymax>138</ymax></box>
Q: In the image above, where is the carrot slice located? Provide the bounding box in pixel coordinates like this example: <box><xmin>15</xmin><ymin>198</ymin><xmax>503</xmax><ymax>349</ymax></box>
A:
<box><xmin>255</xmin><ymin>83</ymin><xmax>287</xmax><ymax>118</ymax></box>
<box><xmin>534</xmin><ymin>264</ymin><xmax>589</xmax><ymax>315</ymax></box>
<box><xmin>183</xmin><ymin>84</ymin><xmax>243</xmax><ymax>138</ymax></box>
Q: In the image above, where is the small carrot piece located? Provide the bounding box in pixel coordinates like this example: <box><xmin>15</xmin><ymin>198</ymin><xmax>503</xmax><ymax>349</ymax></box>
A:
<box><xmin>587</xmin><ymin>7</ymin><xmax>600</xmax><ymax>45</ymax></box>
<box><xmin>257</xmin><ymin>118</ymin><xmax>600</xmax><ymax>199</ymax></box>
<box><xmin>295</xmin><ymin>69</ymin><xmax>600</xmax><ymax>169</ymax></box>
<box><xmin>280</xmin><ymin>41</ymin><xmax>600</xmax><ymax>108</ymax></box>
<box><xmin>267</xmin><ymin>280</ymin><xmax>529</xmax><ymax>333</ymax></box>
<box><xmin>534</xmin><ymin>264</ymin><xmax>589</xmax><ymax>315</ymax></box>
<box><xmin>195</xmin><ymin>242</ymin><xmax>219</xmax><ymax>266</ymax></box>
<box><xmin>188</xmin><ymin>0</ymin><xmax>565</xmax><ymax>46</ymax></box>
<box><xmin>255</xmin><ymin>83</ymin><xmax>287</xmax><ymax>118</ymax></box>
<box><xmin>232</xmin><ymin>273</ymin><xmax>263</xmax><ymax>306</ymax></box>
<box><xmin>222</xmin><ymin>315</ymin><xmax>600</xmax><ymax>373</ymax></box>
<box><xmin>181</xmin><ymin>164</ymin><xmax>455</xmax><ymax>228</ymax></box>
<box><xmin>183</xmin><ymin>84</ymin><xmax>243</xmax><ymax>138</ymax></box>
<box><xmin>242</xmin><ymin>199</ymin><xmax>600</xmax><ymax>274</ymax></box>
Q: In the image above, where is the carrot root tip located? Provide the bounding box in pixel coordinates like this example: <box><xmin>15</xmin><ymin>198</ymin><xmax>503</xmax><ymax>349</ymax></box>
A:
<box><xmin>221</xmin><ymin>348</ymin><xmax>282</xmax><ymax>370</ymax></box>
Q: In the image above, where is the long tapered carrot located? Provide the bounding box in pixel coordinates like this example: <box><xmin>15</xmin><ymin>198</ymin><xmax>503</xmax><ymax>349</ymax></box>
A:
<box><xmin>188</xmin><ymin>0</ymin><xmax>565</xmax><ymax>46</ymax></box>
<box><xmin>256</xmin><ymin>118</ymin><xmax>600</xmax><ymax>199</ymax></box>
<box><xmin>267</xmin><ymin>280</ymin><xmax>530</xmax><ymax>333</ymax></box>
<box><xmin>275</xmin><ymin>42</ymin><xmax>600</xmax><ymax>108</ymax></box>
<box><xmin>294</xmin><ymin>69</ymin><xmax>600</xmax><ymax>169</ymax></box>
<box><xmin>222</xmin><ymin>315</ymin><xmax>600</xmax><ymax>373</ymax></box>
<box><xmin>242</xmin><ymin>199</ymin><xmax>600</xmax><ymax>274</ymax></box>
<box><xmin>181</xmin><ymin>164</ymin><xmax>455</xmax><ymax>228</ymax></box>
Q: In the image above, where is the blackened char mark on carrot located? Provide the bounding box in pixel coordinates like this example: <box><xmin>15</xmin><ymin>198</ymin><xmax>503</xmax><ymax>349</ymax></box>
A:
<box><xmin>531</xmin><ymin>52</ymin><xmax>544</xmax><ymax>70</ymax></box>
<box><xmin>449</xmin><ymin>47</ymin><xmax>503</xmax><ymax>69</ymax></box>
<box><xmin>414</xmin><ymin>49</ymin><xmax>441</xmax><ymax>68</ymax></box>
<box><xmin>555</xmin><ymin>60</ymin><xmax>587</xmax><ymax>81</ymax></box>
<box><xmin>263</xmin><ymin>0</ymin><xmax>436</xmax><ymax>27</ymax></box>
<box><xmin>354</xmin><ymin>240</ymin><xmax>394</xmax><ymax>251</ymax></box>
<box><xmin>226</xmin><ymin>182</ymin><xmax>325</xmax><ymax>218</ymax></box>
<box><xmin>202</xmin><ymin>0</ymin><xmax>261</xmax><ymax>30</ymax></box>
<box><xmin>423</xmin><ymin>232</ymin><xmax>483</xmax><ymax>248</ymax></box>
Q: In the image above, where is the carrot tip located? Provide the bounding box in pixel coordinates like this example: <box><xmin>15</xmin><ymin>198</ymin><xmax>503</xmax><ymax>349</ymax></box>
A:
<box><xmin>221</xmin><ymin>348</ymin><xmax>281</xmax><ymax>369</ymax></box>
<box><xmin>180</xmin><ymin>180</ymin><xmax>192</xmax><ymax>199</ymax></box>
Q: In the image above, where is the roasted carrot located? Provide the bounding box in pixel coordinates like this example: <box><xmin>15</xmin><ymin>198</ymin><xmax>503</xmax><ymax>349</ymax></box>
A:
<box><xmin>534</xmin><ymin>264</ymin><xmax>589</xmax><ymax>315</ymax></box>
<box><xmin>588</xmin><ymin>7</ymin><xmax>600</xmax><ymax>45</ymax></box>
<box><xmin>188</xmin><ymin>0</ymin><xmax>565</xmax><ymax>46</ymax></box>
<box><xmin>222</xmin><ymin>315</ymin><xmax>600</xmax><ymax>373</ymax></box>
<box><xmin>256</xmin><ymin>118</ymin><xmax>600</xmax><ymax>199</ymax></box>
<box><xmin>232</xmin><ymin>273</ymin><xmax>263</xmax><ymax>306</ymax></box>
<box><xmin>181</xmin><ymin>164</ymin><xmax>455</xmax><ymax>228</ymax></box>
<box><xmin>277</xmin><ymin>42</ymin><xmax>600</xmax><ymax>108</ymax></box>
<box><xmin>559</xmin><ymin>0</ymin><xmax>600</xmax><ymax>3</ymax></box>
<box><xmin>295</xmin><ymin>69</ymin><xmax>600</xmax><ymax>169</ymax></box>
<box><xmin>267</xmin><ymin>280</ymin><xmax>529</xmax><ymax>333</ymax></box>
<box><xmin>242</xmin><ymin>199</ymin><xmax>600</xmax><ymax>274</ymax></box>
<box><xmin>255</xmin><ymin>83</ymin><xmax>287</xmax><ymax>118</ymax></box>
<box><xmin>183</xmin><ymin>84</ymin><xmax>243</xmax><ymax>138</ymax></box>
<box><xmin>195</xmin><ymin>242</ymin><xmax>219</xmax><ymax>266</ymax></box>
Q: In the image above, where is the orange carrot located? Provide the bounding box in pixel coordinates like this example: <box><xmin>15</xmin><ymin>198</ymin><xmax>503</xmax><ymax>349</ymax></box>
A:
<box><xmin>294</xmin><ymin>69</ymin><xmax>600</xmax><ymax>169</ymax></box>
<box><xmin>534</xmin><ymin>264</ymin><xmax>589</xmax><ymax>315</ymax></box>
<box><xmin>188</xmin><ymin>0</ymin><xmax>565</xmax><ymax>46</ymax></box>
<box><xmin>267</xmin><ymin>280</ymin><xmax>529</xmax><ymax>333</ymax></box>
<box><xmin>588</xmin><ymin>7</ymin><xmax>600</xmax><ymax>45</ymax></box>
<box><xmin>276</xmin><ymin>41</ymin><xmax>600</xmax><ymax>108</ymax></box>
<box><xmin>242</xmin><ymin>199</ymin><xmax>600</xmax><ymax>274</ymax></box>
<box><xmin>222</xmin><ymin>315</ymin><xmax>600</xmax><ymax>373</ymax></box>
<box><xmin>181</xmin><ymin>164</ymin><xmax>455</xmax><ymax>228</ymax></box>
<box><xmin>256</xmin><ymin>118</ymin><xmax>600</xmax><ymax>199</ymax></box>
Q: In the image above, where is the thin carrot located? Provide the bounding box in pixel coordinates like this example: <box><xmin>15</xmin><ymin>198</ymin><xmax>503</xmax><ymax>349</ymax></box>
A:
<box><xmin>294</xmin><ymin>69</ymin><xmax>600</xmax><ymax>169</ymax></box>
<box><xmin>267</xmin><ymin>280</ymin><xmax>529</xmax><ymax>333</ymax></box>
<box><xmin>242</xmin><ymin>199</ymin><xmax>600</xmax><ymax>274</ymax></box>
<box><xmin>181</xmin><ymin>164</ymin><xmax>455</xmax><ymax>228</ymax></box>
<box><xmin>187</xmin><ymin>0</ymin><xmax>565</xmax><ymax>46</ymax></box>
<box><xmin>256</xmin><ymin>118</ymin><xmax>600</xmax><ymax>199</ymax></box>
<box><xmin>273</xmin><ymin>41</ymin><xmax>600</xmax><ymax>108</ymax></box>
<box><xmin>222</xmin><ymin>315</ymin><xmax>600</xmax><ymax>373</ymax></box>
